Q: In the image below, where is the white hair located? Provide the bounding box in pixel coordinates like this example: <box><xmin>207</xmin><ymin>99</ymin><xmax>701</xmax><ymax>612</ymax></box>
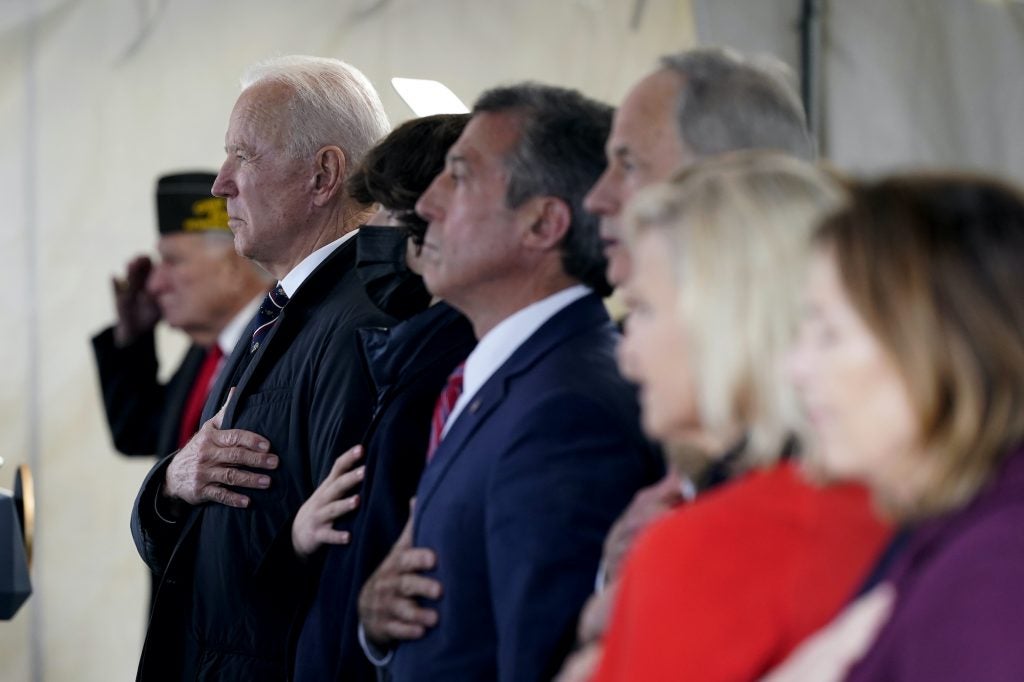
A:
<box><xmin>241</xmin><ymin>55</ymin><xmax>390</xmax><ymax>165</ymax></box>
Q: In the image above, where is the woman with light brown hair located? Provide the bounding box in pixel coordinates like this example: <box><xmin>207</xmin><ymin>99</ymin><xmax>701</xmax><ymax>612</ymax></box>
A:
<box><xmin>560</xmin><ymin>151</ymin><xmax>890</xmax><ymax>682</ymax></box>
<box><xmin>768</xmin><ymin>173</ymin><xmax>1024</xmax><ymax>681</ymax></box>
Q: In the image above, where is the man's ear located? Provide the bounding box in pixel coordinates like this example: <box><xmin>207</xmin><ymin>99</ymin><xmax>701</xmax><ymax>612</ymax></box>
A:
<box><xmin>311</xmin><ymin>145</ymin><xmax>347</xmax><ymax>207</ymax></box>
<box><xmin>522</xmin><ymin>196</ymin><xmax>571</xmax><ymax>251</ymax></box>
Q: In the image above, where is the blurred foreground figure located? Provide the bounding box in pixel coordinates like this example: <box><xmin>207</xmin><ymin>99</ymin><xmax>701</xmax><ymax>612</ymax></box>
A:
<box><xmin>767</xmin><ymin>174</ymin><xmax>1024</xmax><ymax>682</ymax></box>
<box><xmin>561</xmin><ymin>153</ymin><xmax>888</xmax><ymax>682</ymax></box>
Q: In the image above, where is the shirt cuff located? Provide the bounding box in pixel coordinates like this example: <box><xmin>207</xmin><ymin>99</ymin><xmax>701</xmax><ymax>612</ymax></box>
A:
<box><xmin>358</xmin><ymin>622</ymin><xmax>394</xmax><ymax>667</ymax></box>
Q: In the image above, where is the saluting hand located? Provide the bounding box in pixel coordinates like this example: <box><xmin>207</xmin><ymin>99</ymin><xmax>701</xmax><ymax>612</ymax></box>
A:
<box><xmin>112</xmin><ymin>254</ymin><xmax>161</xmax><ymax>346</ymax></box>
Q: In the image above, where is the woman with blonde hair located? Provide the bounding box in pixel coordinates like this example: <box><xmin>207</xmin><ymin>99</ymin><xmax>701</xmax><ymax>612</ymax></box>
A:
<box><xmin>768</xmin><ymin>173</ymin><xmax>1024</xmax><ymax>681</ymax></box>
<box><xmin>567</xmin><ymin>152</ymin><xmax>890</xmax><ymax>682</ymax></box>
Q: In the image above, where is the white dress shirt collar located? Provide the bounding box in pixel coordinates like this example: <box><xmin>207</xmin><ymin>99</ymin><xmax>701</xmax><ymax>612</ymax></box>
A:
<box><xmin>279</xmin><ymin>229</ymin><xmax>359</xmax><ymax>299</ymax></box>
<box><xmin>216</xmin><ymin>294</ymin><xmax>264</xmax><ymax>355</ymax></box>
<box><xmin>443</xmin><ymin>284</ymin><xmax>591</xmax><ymax>436</ymax></box>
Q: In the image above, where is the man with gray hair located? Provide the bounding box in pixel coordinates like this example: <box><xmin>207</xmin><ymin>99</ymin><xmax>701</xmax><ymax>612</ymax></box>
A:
<box><xmin>556</xmin><ymin>46</ymin><xmax>815</xmax><ymax>682</ymax></box>
<box><xmin>130</xmin><ymin>56</ymin><xmax>393</xmax><ymax>681</ymax></box>
<box><xmin>583</xmin><ymin>45</ymin><xmax>814</xmax><ymax>586</ymax></box>
<box><xmin>587</xmin><ymin>46</ymin><xmax>813</xmax><ymax>288</ymax></box>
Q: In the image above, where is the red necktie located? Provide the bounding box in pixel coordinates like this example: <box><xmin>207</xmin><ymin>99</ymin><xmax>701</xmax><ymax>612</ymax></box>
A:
<box><xmin>426</xmin><ymin>362</ymin><xmax>465</xmax><ymax>462</ymax></box>
<box><xmin>177</xmin><ymin>345</ymin><xmax>225</xmax><ymax>448</ymax></box>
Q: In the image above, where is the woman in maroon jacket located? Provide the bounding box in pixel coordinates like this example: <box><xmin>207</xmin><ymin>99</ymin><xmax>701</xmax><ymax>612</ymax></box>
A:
<box><xmin>770</xmin><ymin>173</ymin><xmax>1024</xmax><ymax>681</ymax></box>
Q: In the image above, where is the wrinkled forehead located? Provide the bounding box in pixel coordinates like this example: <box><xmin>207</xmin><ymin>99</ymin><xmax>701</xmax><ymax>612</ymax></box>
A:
<box><xmin>228</xmin><ymin>81</ymin><xmax>293</xmax><ymax>145</ymax></box>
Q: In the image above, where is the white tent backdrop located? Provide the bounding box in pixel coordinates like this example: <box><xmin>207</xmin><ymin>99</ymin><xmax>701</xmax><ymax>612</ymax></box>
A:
<box><xmin>694</xmin><ymin>0</ymin><xmax>1024</xmax><ymax>179</ymax></box>
<box><xmin>1</xmin><ymin>0</ymin><xmax>1022</xmax><ymax>679</ymax></box>
<box><xmin>0</xmin><ymin>1</ymin><xmax>695</xmax><ymax>679</ymax></box>
<box><xmin>823</xmin><ymin>0</ymin><xmax>1024</xmax><ymax>179</ymax></box>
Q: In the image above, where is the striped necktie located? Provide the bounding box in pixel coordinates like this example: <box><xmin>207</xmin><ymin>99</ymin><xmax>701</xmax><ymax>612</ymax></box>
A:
<box><xmin>426</xmin><ymin>362</ymin><xmax>465</xmax><ymax>462</ymax></box>
<box><xmin>251</xmin><ymin>284</ymin><xmax>289</xmax><ymax>354</ymax></box>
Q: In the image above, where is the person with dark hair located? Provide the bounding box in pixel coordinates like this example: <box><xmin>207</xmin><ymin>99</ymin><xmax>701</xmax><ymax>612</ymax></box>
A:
<box><xmin>356</xmin><ymin>83</ymin><xmax>663</xmax><ymax>682</ymax></box>
<box><xmin>765</xmin><ymin>173</ymin><xmax>1024</xmax><ymax>682</ymax></box>
<box><xmin>348</xmin><ymin>113</ymin><xmax>471</xmax><ymax>240</ymax></box>
<box><xmin>287</xmin><ymin>113</ymin><xmax>475</xmax><ymax>682</ymax></box>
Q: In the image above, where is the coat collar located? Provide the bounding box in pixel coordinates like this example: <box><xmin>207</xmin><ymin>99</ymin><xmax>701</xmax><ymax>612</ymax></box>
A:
<box><xmin>214</xmin><ymin>238</ymin><xmax>360</xmax><ymax>426</ymax></box>
<box><xmin>358</xmin><ymin>302</ymin><xmax>469</xmax><ymax>398</ymax></box>
<box><xmin>888</xmin><ymin>444</ymin><xmax>1024</xmax><ymax>586</ymax></box>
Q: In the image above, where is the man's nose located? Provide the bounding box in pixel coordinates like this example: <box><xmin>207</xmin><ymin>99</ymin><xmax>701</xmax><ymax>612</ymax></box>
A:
<box><xmin>415</xmin><ymin>178</ymin><xmax>443</xmax><ymax>224</ymax></box>
<box><xmin>211</xmin><ymin>161</ymin><xmax>235</xmax><ymax>198</ymax></box>
<box><xmin>584</xmin><ymin>169</ymin><xmax>618</xmax><ymax>217</ymax></box>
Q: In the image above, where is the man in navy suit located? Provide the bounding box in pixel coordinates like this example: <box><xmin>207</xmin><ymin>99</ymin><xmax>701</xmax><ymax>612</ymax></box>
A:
<box><xmin>357</xmin><ymin>84</ymin><xmax>663</xmax><ymax>681</ymax></box>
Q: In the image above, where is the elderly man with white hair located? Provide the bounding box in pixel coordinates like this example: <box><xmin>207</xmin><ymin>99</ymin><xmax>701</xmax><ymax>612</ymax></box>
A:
<box><xmin>130</xmin><ymin>56</ymin><xmax>393</xmax><ymax>681</ymax></box>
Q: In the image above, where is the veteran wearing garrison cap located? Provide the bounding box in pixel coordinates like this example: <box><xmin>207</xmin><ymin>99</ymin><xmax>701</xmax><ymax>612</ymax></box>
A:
<box><xmin>92</xmin><ymin>172</ymin><xmax>271</xmax><ymax>463</ymax></box>
<box><xmin>92</xmin><ymin>172</ymin><xmax>271</xmax><ymax>610</ymax></box>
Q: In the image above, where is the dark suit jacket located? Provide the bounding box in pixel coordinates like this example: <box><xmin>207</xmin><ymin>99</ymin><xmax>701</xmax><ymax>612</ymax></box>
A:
<box><xmin>388</xmin><ymin>293</ymin><xmax>663</xmax><ymax>682</ymax></box>
<box><xmin>292</xmin><ymin>302</ymin><xmax>476</xmax><ymax>682</ymax></box>
<box><xmin>130</xmin><ymin>238</ymin><xmax>395</xmax><ymax>681</ymax></box>
<box><xmin>92</xmin><ymin>327</ymin><xmax>205</xmax><ymax>458</ymax></box>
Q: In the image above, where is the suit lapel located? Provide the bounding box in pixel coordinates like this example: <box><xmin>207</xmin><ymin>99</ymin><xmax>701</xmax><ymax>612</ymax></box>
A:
<box><xmin>414</xmin><ymin>294</ymin><xmax>612</xmax><ymax>518</ymax></box>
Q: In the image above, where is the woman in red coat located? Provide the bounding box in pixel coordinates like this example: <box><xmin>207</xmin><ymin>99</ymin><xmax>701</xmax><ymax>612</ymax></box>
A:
<box><xmin>559</xmin><ymin>152</ymin><xmax>890</xmax><ymax>682</ymax></box>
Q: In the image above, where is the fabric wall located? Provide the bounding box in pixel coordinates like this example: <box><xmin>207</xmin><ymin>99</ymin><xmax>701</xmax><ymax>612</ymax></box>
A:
<box><xmin>823</xmin><ymin>0</ymin><xmax>1024</xmax><ymax>180</ymax></box>
<box><xmin>0</xmin><ymin>1</ymin><xmax>696</xmax><ymax>679</ymax></box>
<box><xmin>694</xmin><ymin>0</ymin><xmax>1024</xmax><ymax>180</ymax></box>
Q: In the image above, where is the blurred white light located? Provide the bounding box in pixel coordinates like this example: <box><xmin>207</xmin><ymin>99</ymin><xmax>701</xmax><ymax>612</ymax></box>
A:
<box><xmin>391</xmin><ymin>77</ymin><xmax>470</xmax><ymax>117</ymax></box>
